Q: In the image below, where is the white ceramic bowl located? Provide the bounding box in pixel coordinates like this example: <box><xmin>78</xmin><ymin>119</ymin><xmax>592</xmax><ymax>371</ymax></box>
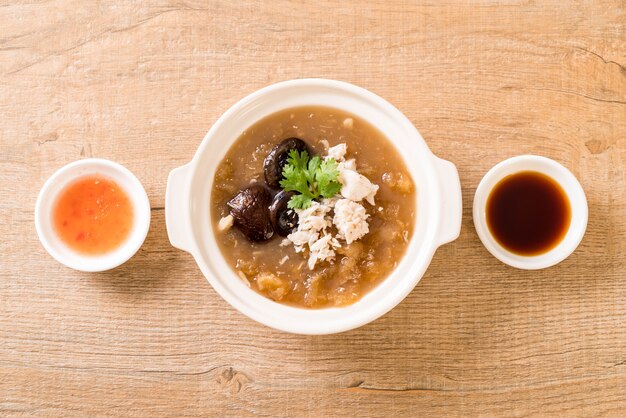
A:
<box><xmin>165</xmin><ymin>78</ymin><xmax>462</xmax><ymax>334</ymax></box>
<box><xmin>473</xmin><ymin>155</ymin><xmax>587</xmax><ymax>270</ymax></box>
<box><xmin>35</xmin><ymin>158</ymin><xmax>151</xmax><ymax>272</ymax></box>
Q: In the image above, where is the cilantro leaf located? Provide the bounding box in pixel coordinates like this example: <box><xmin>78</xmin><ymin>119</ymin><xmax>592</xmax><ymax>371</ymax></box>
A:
<box><xmin>280</xmin><ymin>163</ymin><xmax>308</xmax><ymax>196</ymax></box>
<box><xmin>287</xmin><ymin>149</ymin><xmax>308</xmax><ymax>172</ymax></box>
<box><xmin>279</xmin><ymin>149</ymin><xmax>342</xmax><ymax>209</ymax></box>
<box><xmin>316</xmin><ymin>159</ymin><xmax>342</xmax><ymax>198</ymax></box>
<box><xmin>306</xmin><ymin>156</ymin><xmax>322</xmax><ymax>184</ymax></box>
<box><xmin>287</xmin><ymin>194</ymin><xmax>312</xmax><ymax>210</ymax></box>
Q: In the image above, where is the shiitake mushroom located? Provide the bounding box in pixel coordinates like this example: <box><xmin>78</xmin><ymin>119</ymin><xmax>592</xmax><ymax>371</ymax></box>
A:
<box><xmin>263</xmin><ymin>137</ymin><xmax>309</xmax><ymax>188</ymax></box>
<box><xmin>269</xmin><ymin>191</ymin><xmax>299</xmax><ymax>236</ymax></box>
<box><xmin>226</xmin><ymin>138</ymin><xmax>310</xmax><ymax>242</ymax></box>
<box><xmin>227</xmin><ymin>184</ymin><xmax>274</xmax><ymax>242</ymax></box>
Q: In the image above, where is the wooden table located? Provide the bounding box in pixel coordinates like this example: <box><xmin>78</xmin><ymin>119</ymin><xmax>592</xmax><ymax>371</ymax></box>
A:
<box><xmin>1</xmin><ymin>1</ymin><xmax>625</xmax><ymax>416</ymax></box>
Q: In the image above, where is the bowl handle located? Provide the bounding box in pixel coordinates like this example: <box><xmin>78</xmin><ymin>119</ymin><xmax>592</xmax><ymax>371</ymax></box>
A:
<box><xmin>433</xmin><ymin>156</ymin><xmax>462</xmax><ymax>246</ymax></box>
<box><xmin>165</xmin><ymin>163</ymin><xmax>194</xmax><ymax>253</ymax></box>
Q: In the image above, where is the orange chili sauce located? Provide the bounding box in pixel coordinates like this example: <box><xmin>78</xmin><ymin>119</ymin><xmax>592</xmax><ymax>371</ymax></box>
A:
<box><xmin>52</xmin><ymin>175</ymin><xmax>133</xmax><ymax>255</ymax></box>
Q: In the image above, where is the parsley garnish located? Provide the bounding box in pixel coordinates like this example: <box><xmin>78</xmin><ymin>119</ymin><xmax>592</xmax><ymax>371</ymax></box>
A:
<box><xmin>280</xmin><ymin>149</ymin><xmax>342</xmax><ymax>209</ymax></box>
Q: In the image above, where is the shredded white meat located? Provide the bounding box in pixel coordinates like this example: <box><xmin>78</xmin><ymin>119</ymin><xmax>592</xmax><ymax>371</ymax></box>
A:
<box><xmin>218</xmin><ymin>215</ymin><xmax>234</xmax><ymax>232</ymax></box>
<box><xmin>326</xmin><ymin>143</ymin><xmax>347</xmax><ymax>161</ymax></box>
<box><xmin>287</xmin><ymin>201</ymin><xmax>340</xmax><ymax>270</ymax></box>
<box><xmin>284</xmin><ymin>143</ymin><xmax>379</xmax><ymax>269</ymax></box>
<box><xmin>306</xmin><ymin>233</ymin><xmax>341</xmax><ymax>270</ymax></box>
<box><xmin>338</xmin><ymin>168</ymin><xmax>379</xmax><ymax>205</ymax></box>
<box><xmin>338</xmin><ymin>159</ymin><xmax>356</xmax><ymax>171</ymax></box>
<box><xmin>333</xmin><ymin>199</ymin><xmax>370</xmax><ymax>244</ymax></box>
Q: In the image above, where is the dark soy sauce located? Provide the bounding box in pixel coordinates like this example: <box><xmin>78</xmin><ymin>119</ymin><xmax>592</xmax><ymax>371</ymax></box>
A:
<box><xmin>486</xmin><ymin>171</ymin><xmax>571</xmax><ymax>256</ymax></box>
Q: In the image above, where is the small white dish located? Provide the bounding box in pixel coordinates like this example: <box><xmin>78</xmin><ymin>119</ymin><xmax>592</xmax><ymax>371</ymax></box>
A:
<box><xmin>35</xmin><ymin>158</ymin><xmax>151</xmax><ymax>272</ymax></box>
<box><xmin>473</xmin><ymin>155</ymin><xmax>587</xmax><ymax>270</ymax></box>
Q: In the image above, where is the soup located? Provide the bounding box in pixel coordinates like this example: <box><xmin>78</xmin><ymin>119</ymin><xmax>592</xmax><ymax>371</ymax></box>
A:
<box><xmin>211</xmin><ymin>106</ymin><xmax>416</xmax><ymax>308</ymax></box>
<box><xmin>53</xmin><ymin>175</ymin><xmax>134</xmax><ymax>255</ymax></box>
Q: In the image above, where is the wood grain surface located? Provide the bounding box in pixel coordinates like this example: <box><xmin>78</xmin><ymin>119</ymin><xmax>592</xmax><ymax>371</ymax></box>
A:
<box><xmin>1</xmin><ymin>1</ymin><xmax>625</xmax><ymax>416</ymax></box>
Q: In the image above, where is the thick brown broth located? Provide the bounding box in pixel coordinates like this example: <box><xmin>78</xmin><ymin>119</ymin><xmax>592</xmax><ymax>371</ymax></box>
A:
<box><xmin>211</xmin><ymin>106</ymin><xmax>416</xmax><ymax>308</ymax></box>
